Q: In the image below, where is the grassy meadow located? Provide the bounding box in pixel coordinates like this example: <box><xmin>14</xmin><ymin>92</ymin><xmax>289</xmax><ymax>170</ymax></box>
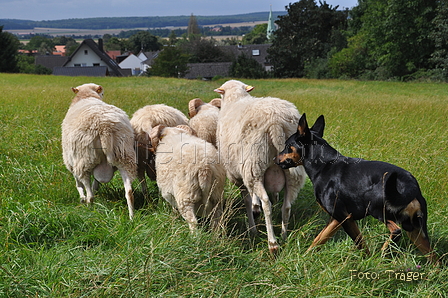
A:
<box><xmin>0</xmin><ymin>73</ymin><xmax>447</xmax><ymax>297</ymax></box>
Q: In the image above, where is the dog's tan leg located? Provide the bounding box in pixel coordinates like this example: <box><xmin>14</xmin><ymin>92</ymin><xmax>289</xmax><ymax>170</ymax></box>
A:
<box><xmin>381</xmin><ymin>220</ymin><xmax>402</xmax><ymax>251</ymax></box>
<box><xmin>407</xmin><ymin>229</ymin><xmax>438</xmax><ymax>263</ymax></box>
<box><xmin>307</xmin><ymin>217</ymin><xmax>341</xmax><ymax>252</ymax></box>
<box><xmin>342</xmin><ymin>217</ymin><xmax>370</xmax><ymax>255</ymax></box>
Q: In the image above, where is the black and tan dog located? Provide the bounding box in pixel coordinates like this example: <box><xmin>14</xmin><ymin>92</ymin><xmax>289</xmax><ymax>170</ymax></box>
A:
<box><xmin>275</xmin><ymin>114</ymin><xmax>437</xmax><ymax>263</ymax></box>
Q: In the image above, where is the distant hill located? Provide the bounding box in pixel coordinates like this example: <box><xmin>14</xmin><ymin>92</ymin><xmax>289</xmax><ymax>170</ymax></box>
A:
<box><xmin>1</xmin><ymin>12</ymin><xmax>287</xmax><ymax>30</ymax></box>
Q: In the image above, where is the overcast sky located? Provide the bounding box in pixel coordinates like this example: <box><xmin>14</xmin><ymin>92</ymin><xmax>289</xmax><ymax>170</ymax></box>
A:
<box><xmin>1</xmin><ymin>0</ymin><xmax>358</xmax><ymax>21</ymax></box>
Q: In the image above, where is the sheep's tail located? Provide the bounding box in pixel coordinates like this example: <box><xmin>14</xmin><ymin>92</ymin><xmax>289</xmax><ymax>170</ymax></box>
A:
<box><xmin>198</xmin><ymin>168</ymin><xmax>213</xmax><ymax>196</ymax></box>
<box><xmin>98</xmin><ymin>133</ymin><xmax>116</xmax><ymax>164</ymax></box>
<box><xmin>268</xmin><ymin>123</ymin><xmax>289</xmax><ymax>153</ymax></box>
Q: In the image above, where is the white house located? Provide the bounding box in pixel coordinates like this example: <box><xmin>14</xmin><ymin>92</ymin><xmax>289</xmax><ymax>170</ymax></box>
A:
<box><xmin>118</xmin><ymin>54</ymin><xmax>146</xmax><ymax>76</ymax></box>
<box><xmin>118</xmin><ymin>51</ymin><xmax>160</xmax><ymax>76</ymax></box>
<box><xmin>55</xmin><ymin>39</ymin><xmax>126</xmax><ymax>77</ymax></box>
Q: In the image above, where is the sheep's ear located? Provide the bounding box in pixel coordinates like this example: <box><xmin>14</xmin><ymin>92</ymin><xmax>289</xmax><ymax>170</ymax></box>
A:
<box><xmin>188</xmin><ymin>98</ymin><xmax>204</xmax><ymax>118</ymax></box>
<box><xmin>72</xmin><ymin>87</ymin><xmax>79</xmax><ymax>94</ymax></box>
<box><xmin>297</xmin><ymin>113</ymin><xmax>310</xmax><ymax>137</ymax></box>
<box><xmin>149</xmin><ymin>125</ymin><xmax>165</xmax><ymax>151</ymax></box>
<box><xmin>176</xmin><ymin>125</ymin><xmax>197</xmax><ymax>136</ymax></box>
<box><xmin>310</xmin><ymin>115</ymin><xmax>325</xmax><ymax>137</ymax></box>
<box><xmin>214</xmin><ymin>88</ymin><xmax>225</xmax><ymax>94</ymax></box>
<box><xmin>246</xmin><ymin>85</ymin><xmax>254</xmax><ymax>92</ymax></box>
<box><xmin>96</xmin><ymin>86</ymin><xmax>103</xmax><ymax>94</ymax></box>
<box><xmin>209</xmin><ymin>98</ymin><xmax>221</xmax><ymax>109</ymax></box>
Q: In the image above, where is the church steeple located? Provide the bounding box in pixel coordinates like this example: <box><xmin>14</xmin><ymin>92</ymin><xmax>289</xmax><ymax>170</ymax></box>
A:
<box><xmin>267</xmin><ymin>5</ymin><xmax>275</xmax><ymax>41</ymax></box>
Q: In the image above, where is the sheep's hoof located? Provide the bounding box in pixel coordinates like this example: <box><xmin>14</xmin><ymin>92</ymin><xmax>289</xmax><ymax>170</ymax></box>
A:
<box><xmin>269</xmin><ymin>241</ymin><xmax>279</xmax><ymax>256</ymax></box>
<box><xmin>80</xmin><ymin>197</ymin><xmax>87</xmax><ymax>204</ymax></box>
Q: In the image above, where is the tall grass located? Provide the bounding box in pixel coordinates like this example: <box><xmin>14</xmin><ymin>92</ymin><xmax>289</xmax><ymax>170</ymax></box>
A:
<box><xmin>0</xmin><ymin>74</ymin><xmax>447</xmax><ymax>297</ymax></box>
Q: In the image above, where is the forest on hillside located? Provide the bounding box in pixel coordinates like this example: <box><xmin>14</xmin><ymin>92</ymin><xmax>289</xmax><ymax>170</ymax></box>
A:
<box><xmin>0</xmin><ymin>12</ymin><xmax>287</xmax><ymax>30</ymax></box>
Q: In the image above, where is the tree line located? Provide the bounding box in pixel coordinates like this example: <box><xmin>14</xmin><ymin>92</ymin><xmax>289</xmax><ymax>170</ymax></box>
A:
<box><xmin>1</xmin><ymin>12</ymin><xmax>286</xmax><ymax>30</ymax></box>
<box><xmin>2</xmin><ymin>0</ymin><xmax>448</xmax><ymax>82</ymax></box>
<box><xmin>269</xmin><ymin>0</ymin><xmax>448</xmax><ymax>81</ymax></box>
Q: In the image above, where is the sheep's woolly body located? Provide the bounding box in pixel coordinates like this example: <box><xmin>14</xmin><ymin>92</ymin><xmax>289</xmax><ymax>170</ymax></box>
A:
<box><xmin>153</xmin><ymin>126</ymin><xmax>226</xmax><ymax>231</ymax></box>
<box><xmin>131</xmin><ymin>104</ymin><xmax>188</xmax><ymax>143</ymax></box>
<box><xmin>188</xmin><ymin>98</ymin><xmax>221</xmax><ymax>147</ymax></box>
<box><xmin>130</xmin><ymin>104</ymin><xmax>189</xmax><ymax>195</ymax></box>
<box><xmin>62</xmin><ymin>83</ymin><xmax>136</xmax><ymax>219</ymax></box>
<box><xmin>216</xmin><ymin>80</ymin><xmax>306</xmax><ymax>253</ymax></box>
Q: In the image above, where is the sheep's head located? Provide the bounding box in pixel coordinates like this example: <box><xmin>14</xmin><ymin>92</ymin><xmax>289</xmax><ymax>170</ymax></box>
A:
<box><xmin>71</xmin><ymin>83</ymin><xmax>104</xmax><ymax>103</ymax></box>
<box><xmin>188</xmin><ymin>98</ymin><xmax>221</xmax><ymax>118</ymax></box>
<box><xmin>214</xmin><ymin>80</ymin><xmax>253</xmax><ymax>101</ymax></box>
<box><xmin>188</xmin><ymin>98</ymin><xmax>205</xmax><ymax>118</ymax></box>
<box><xmin>175</xmin><ymin>125</ymin><xmax>197</xmax><ymax>136</ymax></box>
<box><xmin>150</xmin><ymin>125</ymin><xmax>197</xmax><ymax>152</ymax></box>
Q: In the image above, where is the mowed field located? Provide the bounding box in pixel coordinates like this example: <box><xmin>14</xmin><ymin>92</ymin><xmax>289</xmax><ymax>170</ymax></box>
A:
<box><xmin>0</xmin><ymin>74</ymin><xmax>447</xmax><ymax>297</ymax></box>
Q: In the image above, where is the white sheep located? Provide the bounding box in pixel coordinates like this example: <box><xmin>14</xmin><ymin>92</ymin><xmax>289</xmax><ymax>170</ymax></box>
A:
<box><xmin>150</xmin><ymin>125</ymin><xmax>226</xmax><ymax>231</ymax></box>
<box><xmin>130</xmin><ymin>104</ymin><xmax>189</xmax><ymax>197</ymax></box>
<box><xmin>62</xmin><ymin>83</ymin><xmax>137</xmax><ymax>219</ymax></box>
<box><xmin>188</xmin><ymin>98</ymin><xmax>221</xmax><ymax>147</ymax></box>
<box><xmin>215</xmin><ymin>80</ymin><xmax>307</xmax><ymax>254</ymax></box>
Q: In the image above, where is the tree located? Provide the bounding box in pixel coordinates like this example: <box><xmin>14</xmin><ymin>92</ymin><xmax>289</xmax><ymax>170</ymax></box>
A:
<box><xmin>268</xmin><ymin>0</ymin><xmax>348</xmax><ymax>78</ymax></box>
<box><xmin>25</xmin><ymin>35</ymin><xmax>54</xmax><ymax>54</ymax></box>
<box><xmin>17</xmin><ymin>54</ymin><xmax>51</xmax><ymax>74</ymax></box>
<box><xmin>104</xmin><ymin>37</ymin><xmax>122</xmax><ymax>51</ymax></box>
<box><xmin>179</xmin><ymin>37</ymin><xmax>232</xmax><ymax>63</ymax></box>
<box><xmin>242</xmin><ymin>24</ymin><xmax>268</xmax><ymax>45</ymax></box>
<box><xmin>430</xmin><ymin>0</ymin><xmax>448</xmax><ymax>79</ymax></box>
<box><xmin>0</xmin><ymin>26</ymin><xmax>19</xmax><ymax>73</ymax></box>
<box><xmin>149</xmin><ymin>31</ymin><xmax>189</xmax><ymax>78</ymax></box>
<box><xmin>357</xmin><ymin>0</ymin><xmax>437</xmax><ymax>79</ymax></box>
<box><xmin>187</xmin><ymin>14</ymin><xmax>201</xmax><ymax>36</ymax></box>
<box><xmin>128</xmin><ymin>31</ymin><xmax>162</xmax><ymax>53</ymax></box>
<box><xmin>230</xmin><ymin>53</ymin><xmax>269</xmax><ymax>79</ymax></box>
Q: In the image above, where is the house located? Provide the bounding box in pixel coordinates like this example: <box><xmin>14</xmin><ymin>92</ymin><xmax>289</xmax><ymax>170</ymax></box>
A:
<box><xmin>184</xmin><ymin>62</ymin><xmax>232</xmax><ymax>80</ymax></box>
<box><xmin>35</xmin><ymin>55</ymin><xmax>69</xmax><ymax>73</ymax></box>
<box><xmin>225</xmin><ymin>44</ymin><xmax>272</xmax><ymax>71</ymax></box>
<box><xmin>53</xmin><ymin>45</ymin><xmax>66</xmax><ymax>56</ymax></box>
<box><xmin>55</xmin><ymin>39</ymin><xmax>127</xmax><ymax>77</ymax></box>
<box><xmin>118</xmin><ymin>51</ymin><xmax>160</xmax><ymax>76</ymax></box>
<box><xmin>183</xmin><ymin>44</ymin><xmax>272</xmax><ymax>80</ymax></box>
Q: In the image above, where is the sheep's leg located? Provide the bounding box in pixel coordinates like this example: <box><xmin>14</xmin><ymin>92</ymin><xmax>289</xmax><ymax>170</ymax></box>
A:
<box><xmin>180</xmin><ymin>205</ymin><xmax>198</xmax><ymax>232</ymax></box>
<box><xmin>243</xmin><ymin>187</ymin><xmax>258</xmax><ymax>235</ymax></box>
<box><xmin>77</xmin><ymin>175</ymin><xmax>94</xmax><ymax>204</ymax></box>
<box><xmin>253</xmin><ymin>181</ymin><xmax>278</xmax><ymax>254</ymax></box>
<box><xmin>210</xmin><ymin>201</ymin><xmax>223</xmax><ymax>231</ymax></box>
<box><xmin>281</xmin><ymin>188</ymin><xmax>292</xmax><ymax>241</ymax></box>
<box><xmin>137</xmin><ymin>167</ymin><xmax>148</xmax><ymax>198</ymax></box>
<box><xmin>75</xmin><ymin>177</ymin><xmax>86</xmax><ymax>202</ymax></box>
<box><xmin>281</xmin><ymin>169</ymin><xmax>302</xmax><ymax>241</ymax></box>
<box><xmin>119</xmin><ymin>169</ymin><xmax>135</xmax><ymax>220</ymax></box>
<box><xmin>92</xmin><ymin>179</ymin><xmax>100</xmax><ymax>192</ymax></box>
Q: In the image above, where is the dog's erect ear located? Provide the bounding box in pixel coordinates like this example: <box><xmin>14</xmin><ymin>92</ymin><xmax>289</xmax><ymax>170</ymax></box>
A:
<box><xmin>297</xmin><ymin>113</ymin><xmax>310</xmax><ymax>137</ymax></box>
<box><xmin>310</xmin><ymin>115</ymin><xmax>325</xmax><ymax>137</ymax></box>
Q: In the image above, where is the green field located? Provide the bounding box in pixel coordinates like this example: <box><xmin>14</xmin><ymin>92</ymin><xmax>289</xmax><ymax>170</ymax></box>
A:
<box><xmin>0</xmin><ymin>74</ymin><xmax>447</xmax><ymax>297</ymax></box>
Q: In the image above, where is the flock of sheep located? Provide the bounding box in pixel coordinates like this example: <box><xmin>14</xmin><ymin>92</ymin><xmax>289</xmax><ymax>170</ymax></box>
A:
<box><xmin>61</xmin><ymin>80</ymin><xmax>307</xmax><ymax>254</ymax></box>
